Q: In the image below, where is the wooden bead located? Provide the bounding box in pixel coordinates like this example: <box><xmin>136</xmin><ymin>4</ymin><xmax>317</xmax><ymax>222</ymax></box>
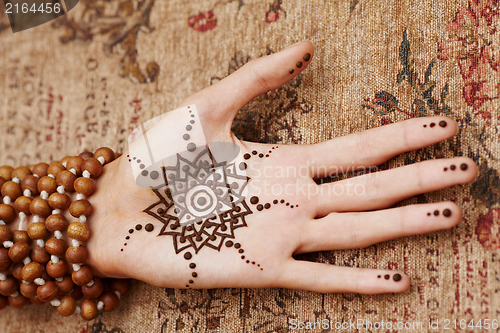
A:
<box><xmin>46</xmin><ymin>260</ymin><xmax>68</xmax><ymax>278</ymax></box>
<box><xmin>13</xmin><ymin>196</ymin><xmax>32</xmax><ymax>215</ymax></box>
<box><xmin>47</xmin><ymin>161</ymin><xmax>65</xmax><ymax>177</ymax></box>
<box><xmin>0</xmin><ymin>225</ymin><xmax>12</xmax><ymax>242</ymax></box>
<box><xmin>115</xmin><ymin>153</ymin><xmax>122</xmax><ymax>159</ymax></box>
<box><xmin>28</xmin><ymin>222</ymin><xmax>49</xmax><ymax>239</ymax></box>
<box><xmin>20</xmin><ymin>281</ymin><xmax>38</xmax><ymax>298</ymax></box>
<box><xmin>45</xmin><ymin>214</ymin><xmax>68</xmax><ymax>232</ymax></box>
<box><xmin>31</xmin><ymin>246</ymin><xmax>50</xmax><ymax>264</ymax></box>
<box><xmin>30</xmin><ymin>197</ymin><xmax>51</xmax><ymax>218</ymax></box>
<box><xmin>56</xmin><ymin>274</ymin><xmax>74</xmax><ymax>294</ymax></box>
<box><xmin>45</xmin><ymin>238</ymin><xmax>67</xmax><ymax>256</ymax></box>
<box><xmin>1</xmin><ymin>181</ymin><xmax>22</xmax><ymax>201</ymax></box>
<box><xmin>110</xmin><ymin>279</ymin><xmax>131</xmax><ymax>296</ymax></box>
<box><xmin>12</xmin><ymin>230</ymin><xmax>29</xmax><ymax>243</ymax></box>
<box><xmin>94</xmin><ymin>147</ymin><xmax>115</xmax><ymax>165</ymax></box>
<box><xmin>32</xmin><ymin>162</ymin><xmax>49</xmax><ymax>177</ymax></box>
<box><xmin>21</xmin><ymin>175</ymin><xmax>39</xmax><ymax>195</ymax></box>
<box><xmin>11</xmin><ymin>166</ymin><xmax>31</xmax><ymax>181</ymax></box>
<box><xmin>48</xmin><ymin>192</ymin><xmax>70</xmax><ymax>210</ymax></box>
<box><xmin>0</xmin><ymin>276</ymin><xmax>17</xmax><ymax>296</ymax></box>
<box><xmin>0</xmin><ymin>177</ymin><xmax>5</xmax><ymax>191</ymax></box>
<box><xmin>56</xmin><ymin>170</ymin><xmax>77</xmax><ymax>192</ymax></box>
<box><xmin>30</xmin><ymin>295</ymin><xmax>45</xmax><ymax>305</ymax></box>
<box><xmin>8</xmin><ymin>241</ymin><xmax>30</xmax><ymax>262</ymax></box>
<box><xmin>79</xmin><ymin>151</ymin><xmax>94</xmax><ymax>159</ymax></box>
<box><xmin>67</xmin><ymin>222</ymin><xmax>90</xmax><ymax>241</ymax></box>
<box><xmin>57</xmin><ymin>295</ymin><xmax>76</xmax><ymax>316</ymax></box>
<box><xmin>100</xmin><ymin>291</ymin><xmax>120</xmax><ymax>312</ymax></box>
<box><xmin>81</xmin><ymin>158</ymin><xmax>103</xmax><ymax>178</ymax></box>
<box><xmin>72</xmin><ymin>265</ymin><xmax>93</xmax><ymax>286</ymax></box>
<box><xmin>11</xmin><ymin>263</ymin><xmax>23</xmax><ymax>280</ymax></box>
<box><xmin>65</xmin><ymin>246</ymin><xmax>88</xmax><ymax>263</ymax></box>
<box><xmin>81</xmin><ymin>299</ymin><xmax>98</xmax><ymax>321</ymax></box>
<box><xmin>74</xmin><ymin>177</ymin><xmax>95</xmax><ymax>196</ymax></box>
<box><xmin>37</xmin><ymin>176</ymin><xmax>57</xmax><ymax>194</ymax></box>
<box><xmin>0</xmin><ymin>248</ymin><xmax>11</xmax><ymax>271</ymax></box>
<box><xmin>0</xmin><ymin>295</ymin><xmax>7</xmax><ymax>310</ymax></box>
<box><xmin>82</xmin><ymin>278</ymin><xmax>104</xmax><ymax>299</ymax></box>
<box><xmin>60</xmin><ymin>156</ymin><xmax>72</xmax><ymax>165</ymax></box>
<box><xmin>37</xmin><ymin>281</ymin><xmax>59</xmax><ymax>302</ymax></box>
<box><xmin>0</xmin><ymin>204</ymin><xmax>16</xmax><ymax>224</ymax></box>
<box><xmin>66</xmin><ymin>156</ymin><xmax>84</xmax><ymax>176</ymax></box>
<box><xmin>8</xmin><ymin>294</ymin><xmax>28</xmax><ymax>308</ymax></box>
<box><xmin>69</xmin><ymin>200</ymin><xmax>92</xmax><ymax>217</ymax></box>
<box><xmin>21</xmin><ymin>262</ymin><xmax>43</xmax><ymax>282</ymax></box>
<box><xmin>0</xmin><ymin>166</ymin><xmax>13</xmax><ymax>181</ymax></box>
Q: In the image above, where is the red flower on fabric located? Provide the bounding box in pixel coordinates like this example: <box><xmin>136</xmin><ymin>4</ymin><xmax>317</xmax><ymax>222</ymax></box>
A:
<box><xmin>265</xmin><ymin>0</ymin><xmax>285</xmax><ymax>23</ymax></box>
<box><xmin>475</xmin><ymin>208</ymin><xmax>500</xmax><ymax>251</ymax></box>
<box><xmin>188</xmin><ymin>10</ymin><xmax>217</xmax><ymax>32</ymax></box>
<box><xmin>438</xmin><ymin>0</ymin><xmax>500</xmax><ymax>118</ymax></box>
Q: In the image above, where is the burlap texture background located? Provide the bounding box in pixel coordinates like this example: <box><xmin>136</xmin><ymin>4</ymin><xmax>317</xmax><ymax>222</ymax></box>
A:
<box><xmin>0</xmin><ymin>0</ymin><xmax>499</xmax><ymax>332</ymax></box>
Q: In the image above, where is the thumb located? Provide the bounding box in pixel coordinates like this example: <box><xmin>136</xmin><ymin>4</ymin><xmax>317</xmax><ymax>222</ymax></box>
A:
<box><xmin>178</xmin><ymin>41</ymin><xmax>314</xmax><ymax>133</ymax></box>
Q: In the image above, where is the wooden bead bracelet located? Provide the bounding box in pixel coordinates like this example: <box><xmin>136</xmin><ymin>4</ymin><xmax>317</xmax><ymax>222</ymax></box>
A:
<box><xmin>0</xmin><ymin>147</ymin><xmax>130</xmax><ymax>320</ymax></box>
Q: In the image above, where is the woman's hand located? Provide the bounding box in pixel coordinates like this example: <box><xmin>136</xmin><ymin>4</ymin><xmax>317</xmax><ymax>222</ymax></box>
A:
<box><xmin>87</xmin><ymin>42</ymin><xmax>477</xmax><ymax>294</ymax></box>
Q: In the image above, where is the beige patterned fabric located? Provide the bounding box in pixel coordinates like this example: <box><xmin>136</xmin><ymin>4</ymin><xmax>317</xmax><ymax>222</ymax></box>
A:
<box><xmin>0</xmin><ymin>0</ymin><xmax>499</xmax><ymax>331</ymax></box>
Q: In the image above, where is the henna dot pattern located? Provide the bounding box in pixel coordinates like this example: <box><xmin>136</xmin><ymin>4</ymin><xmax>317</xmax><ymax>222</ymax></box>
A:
<box><xmin>423</xmin><ymin>120</ymin><xmax>447</xmax><ymax>128</ymax></box>
<box><xmin>304</xmin><ymin>53</ymin><xmax>311</xmax><ymax>62</ymax></box>
<box><xmin>444</xmin><ymin>163</ymin><xmax>468</xmax><ymax>172</ymax></box>
<box><xmin>377</xmin><ymin>273</ymin><xmax>401</xmax><ymax>282</ymax></box>
<box><xmin>243</xmin><ymin>147</ymin><xmax>278</xmax><ymax>161</ymax></box>
<box><xmin>296</xmin><ymin>62</ymin><xmax>303</xmax><ymax>68</ymax></box>
<box><xmin>289</xmin><ymin>69</ymin><xmax>294</xmax><ymax>74</ymax></box>
<box><xmin>120</xmin><ymin>223</ymin><xmax>155</xmax><ymax>251</ymax></box>
<box><xmin>249</xmin><ymin>196</ymin><xmax>298</xmax><ymax>211</ymax></box>
<box><xmin>427</xmin><ymin>209</ymin><xmax>452</xmax><ymax>217</ymax></box>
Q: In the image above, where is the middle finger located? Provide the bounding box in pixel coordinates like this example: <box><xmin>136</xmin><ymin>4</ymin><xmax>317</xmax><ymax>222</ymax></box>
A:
<box><xmin>315</xmin><ymin>157</ymin><xmax>477</xmax><ymax>215</ymax></box>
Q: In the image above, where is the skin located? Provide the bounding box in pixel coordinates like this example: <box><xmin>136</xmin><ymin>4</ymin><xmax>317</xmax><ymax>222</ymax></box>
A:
<box><xmin>85</xmin><ymin>41</ymin><xmax>478</xmax><ymax>294</ymax></box>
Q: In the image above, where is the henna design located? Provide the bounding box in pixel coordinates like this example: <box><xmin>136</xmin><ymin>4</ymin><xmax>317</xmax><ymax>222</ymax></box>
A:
<box><xmin>243</xmin><ymin>146</ymin><xmax>278</xmax><ymax>161</ymax></box>
<box><xmin>125</xmin><ymin>143</ymin><xmax>263</xmax><ymax>287</ymax></box>
<box><xmin>377</xmin><ymin>273</ymin><xmax>402</xmax><ymax>282</ymax></box>
<box><xmin>423</xmin><ymin>120</ymin><xmax>447</xmax><ymax>128</ymax></box>
<box><xmin>426</xmin><ymin>209</ymin><xmax>452</xmax><ymax>217</ymax></box>
<box><xmin>249</xmin><ymin>196</ymin><xmax>298</xmax><ymax>210</ymax></box>
<box><xmin>443</xmin><ymin>163</ymin><xmax>468</xmax><ymax>172</ymax></box>
<box><xmin>289</xmin><ymin>53</ymin><xmax>311</xmax><ymax>74</ymax></box>
<box><xmin>121</xmin><ymin>223</ymin><xmax>155</xmax><ymax>251</ymax></box>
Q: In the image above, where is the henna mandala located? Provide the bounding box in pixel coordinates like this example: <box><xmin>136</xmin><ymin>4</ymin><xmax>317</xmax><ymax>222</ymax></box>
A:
<box><xmin>122</xmin><ymin>105</ymin><xmax>309</xmax><ymax>287</ymax></box>
<box><xmin>146</xmin><ymin>147</ymin><xmax>252</xmax><ymax>252</ymax></box>
<box><xmin>124</xmin><ymin>146</ymin><xmax>265</xmax><ymax>287</ymax></box>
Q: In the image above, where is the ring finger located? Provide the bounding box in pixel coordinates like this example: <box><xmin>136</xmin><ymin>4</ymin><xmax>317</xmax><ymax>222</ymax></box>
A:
<box><xmin>295</xmin><ymin>202</ymin><xmax>461</xmax><ymax>254</ymax></box>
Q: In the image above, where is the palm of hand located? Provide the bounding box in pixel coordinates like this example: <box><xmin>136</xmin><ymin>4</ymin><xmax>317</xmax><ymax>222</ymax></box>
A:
<box><xmin>87</xmin><ymin>42</ymin><xmax>477</xmax><ymax>295</ymax></box>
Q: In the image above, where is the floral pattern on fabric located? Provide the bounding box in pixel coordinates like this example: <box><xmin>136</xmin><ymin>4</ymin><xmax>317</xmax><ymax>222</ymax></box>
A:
<box><xmin>265</xmin><ymin>0</ymin><xmax>285</xmax><ymax>23</ymax></box>
<box><xmin>188</xmin><ymin>0</ymin><xmax>245</xmax><ymax>32</ymax></box>
<box><xmin>52</xmin><ymin>0</ymin><xmax>160</xmax><ymax>84</ymax></box>
<box><xmin>438</xmin><ymin>0</ymin><xmax>500</xmax><ymax>120</ymax></box>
